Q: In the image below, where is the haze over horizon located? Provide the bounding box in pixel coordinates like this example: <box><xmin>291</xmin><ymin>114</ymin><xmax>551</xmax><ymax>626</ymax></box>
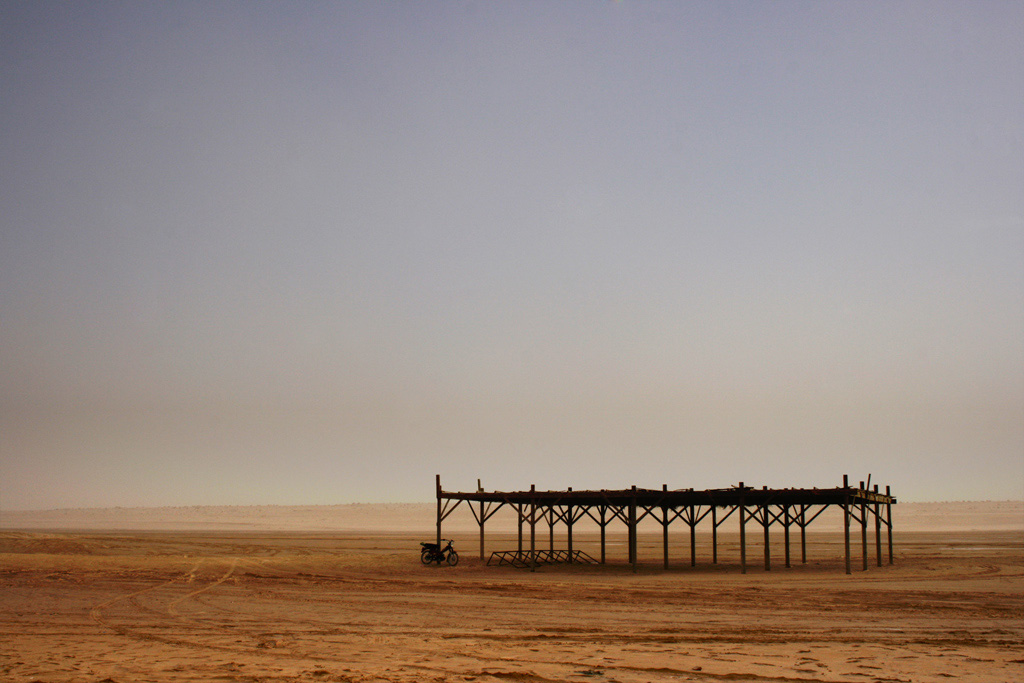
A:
<box><xmin>2</xmin><ymin>2</ymin><xmax>1022</xmax><ymax>511</ymax></box>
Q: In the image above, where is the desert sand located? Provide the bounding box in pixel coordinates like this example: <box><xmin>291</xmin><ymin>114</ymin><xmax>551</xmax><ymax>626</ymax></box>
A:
<box><xmin>1</xmin><ymin>501</ymin><xmax>1022</xmax><ymax>682</ymax></box>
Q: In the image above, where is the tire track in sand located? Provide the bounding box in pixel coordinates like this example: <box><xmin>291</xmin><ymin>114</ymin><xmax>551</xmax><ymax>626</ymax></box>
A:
<box><xmin>166</xmin><ymin>557</ymin><xmax>238</xmax><ymax>617</ymax></box>
<box><xmin>87</xmin><ymin>557</ymin><xmax>339</xmax><ymax>665</ymax></box>
<box><xmin>89</xmin><ymin>559</ymin><xmax>206</xmax><ymax>627</ymax></box>
<box><xmin>89</xmin><ymin>558</ymin><xmax>253</xmax><ymax>654</ymax></box>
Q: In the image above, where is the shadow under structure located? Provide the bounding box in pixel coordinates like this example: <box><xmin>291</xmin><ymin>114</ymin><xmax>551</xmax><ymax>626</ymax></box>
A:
<box><xmin>435</xmin><ymin>474</ymin><xmax>896</xmax><ymax>574</ymax></box>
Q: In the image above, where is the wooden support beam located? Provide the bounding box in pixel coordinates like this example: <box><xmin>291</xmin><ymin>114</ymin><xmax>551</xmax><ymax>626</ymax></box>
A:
<box><xmin>783</xmin><ymin>504</ymin><xmax>791</xmax><ymax>569</ymax></box>
<box><xmin>800</xmin><ymin>505</ymin><xmax>807</xmax><ymax>564</ymax></box>
<box><xmin>479</xmin><ymin>499</ymin><xmax>486</xmax><ymax>561</ymax></box>
<box><xmin>629</xmin><ymin>486</ymin><xmax>638</xmax><ymax>572</ymax></box>
<box><xmin>436</xmin><ymin>474</ymin><xmax>442</xmax><ymax>547</ymax></box>
<box><xmin>886</xmin><ymin>485</ymin><xmax>894</xmax><ymax>565</ymax></box>
<box><xmin>600</xmin><ymin>505</ymin><xmax>607</xmax><ymax>564</ymax></box>
<box><xmin>548</xmin><ymin>507</ymin><xmax>555</xmax><ymax>552</ymax></box>
<box><xmin>469</xmin><ymin>496</ymin><xmax>507</xmax><ymax>563</ymax></box>
<box><xmin>843</xmin><ymin>475</ymin><xmax>851</xmax><ymax>575</ymax></box>
<box><xmin>517</xmin><ymin>503</ymin><xmax>524</xmax><ymax>553</ymax></box>
<box><xmin>874</xmin><ymin>485</ymin><xmax>882</xmax><ymax>568</ymax></box>
<box><xmin>567</xmin><ymin>503</ymin><xmax>574</xmax><ymax>564</ymax></box>
<box><xmin>860</xmin><ymin>481</ymin><xmax>868</xmax><ymax>572</ymax></box>
<box><xmin>711</xmin><ymin>506</ymin><xmax>718</xmax><ymax>564</ymax></box>
<box><xmin>763</xmin><ymin>503</ymin><xmax>771</xmax><ymax>572</ymax></box>
<box><xmin>739</xmin><ymin>483</ymin><xmax>747</xmax><ymax>575</ymax></box>
<box><xmin>662</xmin><ymin>485</ymin><xmax>669</xmax><ymax>570</ymax></box>
<box><xmin>687</xmin><ymin>505</ymin><xmax>695</xmax><ymax>567</ymax></box>
<box><xmin>530</xmin><ymin>485</ymin><xmax>537</xmax><ymax>572</ymax></box>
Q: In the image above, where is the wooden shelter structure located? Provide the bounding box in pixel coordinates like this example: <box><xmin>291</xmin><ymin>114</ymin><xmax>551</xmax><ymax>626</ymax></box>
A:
<box><xmin>435</xmin><ymin>474</ymin><xmax>895</xmax><ymax>574</ymax></box>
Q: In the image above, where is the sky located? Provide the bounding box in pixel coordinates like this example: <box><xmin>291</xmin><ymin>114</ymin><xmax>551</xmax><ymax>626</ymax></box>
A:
<box><xmin>1</xmin><ymin>1</ymin><xmax>1022</xmax><ymax>510</ymax></box>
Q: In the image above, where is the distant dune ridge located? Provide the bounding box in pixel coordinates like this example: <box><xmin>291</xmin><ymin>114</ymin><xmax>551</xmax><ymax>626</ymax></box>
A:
<box><xmin>1</xmin><ymin>500</ymin><xmax>1021</xmax><ymax>533</ymax></box>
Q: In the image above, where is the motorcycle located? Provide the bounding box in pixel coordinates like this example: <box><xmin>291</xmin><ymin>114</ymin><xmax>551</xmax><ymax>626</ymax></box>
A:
<box><xmin>420</xmin><ymin>539</ymin><xmax>459</xmax><ymax>566</ymax></box>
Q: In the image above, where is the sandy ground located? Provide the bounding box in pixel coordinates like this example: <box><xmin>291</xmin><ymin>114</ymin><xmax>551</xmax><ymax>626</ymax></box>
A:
<box><xmin>1</xmin><ymin>502</ymin><xmax>1021</xmax><ymax>683</ymax></box>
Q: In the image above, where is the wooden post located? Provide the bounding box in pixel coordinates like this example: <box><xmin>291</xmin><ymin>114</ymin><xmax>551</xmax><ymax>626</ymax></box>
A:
<box><xmin>600</xmin><ymin>505</ymin><xmax>607</xmax><ymax>564</ymax></box>
<box><xmin>479</xmin><ymin>499</ymin><xmax>486</xmax><ymax>561</ymax></box>
<box><xmin>688</xmin><ymin>507</ymin><xmax>696</xmax><ymax>567</ymax></box>
<box><xmin>860</xmin><ymin>481</ymin><xmax>868</xmax><ymax>571</ymax></box>
<box><xmin>783</xmin><ymin>504</ymin><xmax>791</xmax><ymax>569</ymax></box>
<box><xmin>435</xmin><ymin>474</ymin><xmax>443</xmax><ymax>548</ymax></box>
<box><xmin>530</xmin><ymin>485</ymin><xmax>536</xmax><ymax>572</ymax></box>
<box><xmin>739</xmin><ymin>483</ymin><xmax>746</xmax><ymax>575</ymax></box>
<box><xmin>662</xmin><ymin>485</ymin><xmax>669</xmax><ymax>570</ymax></box>
<box><xmin>567</xmin><ymin>494</ymin><xmax>574</xmax><ymax>564</ymax></box>
<box><xmin>548</xmin><ymin>507</ymin><xmax>555</xmax><ymax>552</ymax></box>
<box><xmin>711</xmin><ymin>506</ymin><xmax>718</xmax><ymax>564</ymax></box>
<box><xmin>886</xmin><ymin>485</ymin><xmax>894</xmax><ymax>565</ymax></box>
<box><xmin>629</xmin><ymin>485</ymin><xmax>638</xmax><ymax>572</ymax></box>
<box><xmin>800</xmin><ymin>505</ymin><xmax>807</xmax><ymax>564</ymax></box>
<box><xmin>843</xmin><ymin>475</ymin><xmax>851</xmax><ymax>575</ymax></box>
<box><xmin>874</xmin><ymin>485</ymin><xmax>882</xmax><ymax>567</ymax></box>
<box><xmin>763</xmin><ymin>502</ymin><xmax>771</xmax><ymax>572</ymax></box>
<box><xmin>477</xmin><ymin>481</ymin><xmax>485</xmax><ymax>561</ymax></box>
<box><xmin>517</xmin><ymin>503</ymin><xmax>524</xmax><ymax>553</ymax></box>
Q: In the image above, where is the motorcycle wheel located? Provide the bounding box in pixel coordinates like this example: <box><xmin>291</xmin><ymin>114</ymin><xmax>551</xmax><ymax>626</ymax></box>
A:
<box><xmin>420</xmin><ymin>549</ymin><xmax>432</xmax><ymax>565</ymax></box>
<box><xmin>446</xmin><ymin>550</ymin><xmax>459</xmax><ymax>566</ymax></box>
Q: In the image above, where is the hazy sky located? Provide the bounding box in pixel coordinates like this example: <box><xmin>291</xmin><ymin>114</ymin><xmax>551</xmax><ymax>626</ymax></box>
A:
<box><xmin>2</xmin><ymin>1</ymin><xmax>1022</xmax><ymax>510</ymax></box>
